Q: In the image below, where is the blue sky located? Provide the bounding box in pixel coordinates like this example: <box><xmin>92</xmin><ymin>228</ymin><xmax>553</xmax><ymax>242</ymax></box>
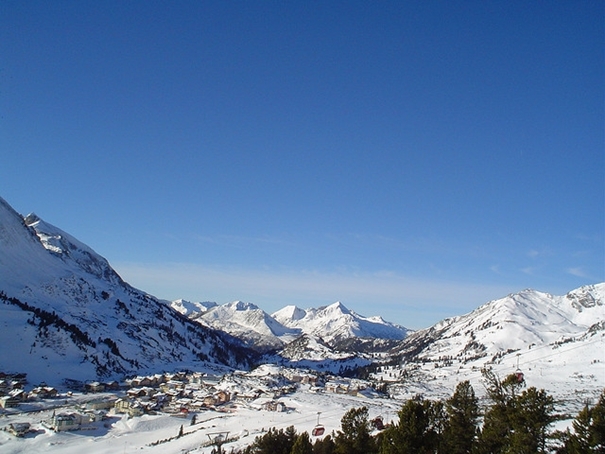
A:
<box><xmin>1</xmin><ymin>1</ymin><xmax>603</xmax><ymax>328</ymax></box>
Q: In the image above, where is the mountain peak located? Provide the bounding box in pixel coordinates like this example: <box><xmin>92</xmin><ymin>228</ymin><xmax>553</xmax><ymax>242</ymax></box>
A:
<box><xmin>227</xmin><ymin>300</ymin><xmax>260</xmax><ymax>311</ymax></box>
<box><xmin>272</xmin><ymin>305</ymin><xmax>307</xmax><ymax>323</ymax></box>
<box><xmin>0</xmin><ymin>196</ymin><xmax>253</xmax><ymax>384</ymax></box>
<box><xmin>326</xmin><ymin>301</ymin><xmax>350</xmax><ymax>314</ymax></box>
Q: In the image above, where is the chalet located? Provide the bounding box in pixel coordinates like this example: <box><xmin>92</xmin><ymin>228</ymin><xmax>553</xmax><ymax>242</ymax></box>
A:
<box><xmin>203</xmin><ymin>395</ymin><xmax>218</xmax><ymax>407</ymax></box>
<box><xmin>217</xmin><ymin>390</ymin><xmax>230</xmax><ymax>403</ymax></box>
<box><xmin>234</xmin><ymin>389</ymin><xmax>265</xmax><ymax>402</ymax></box>
<box><xmin>325</xmin><ymin>381</ymin><xmax>349</xmax><ymax>394</ymax></box>
<box><xmin>85</xmin><ymin>382</ymin><xmax>105</xmax><ymax>393</ymax></box>
<box><xmin>103</xmin><ymin>380</ymin><xmax>121</xmax><ymax>391</ymax></box>
<box><xmin>29</xmin><ymin>386</ymin><xmax>58</xmax><ymax>399</ymax></box>
<box><xmin>0</xmin><ymin>395</ymin><xmax>20</xmax><ymax>408</ymax></box>
<box><xmin>114</xmin><ymin>398</ymin><xmax>144</xmax><ymax>417</ymax></box>
<box><xmin>160</xmin><ymin>380</ymin><xmax>185</xmax><ymax>393</ymax></box>
<box><xmin>127</xmin><ymin>387</ymin><xmax>156</xmax><ymax>399</ymax></box>
<box><xmin>84</xmin><ymin>409</ymin><xmax>107</xmax><ymax>422</ymax></box>
<box><xmin>301</xmin><ymin>375</ymin><xmax>320</xmax><ymax>386</ymax></box>
<box><xmin>8</xmin><ymin>389</ymin><xmax>26</xmax><ymax>401</ymax></box>
<box><xmin>261</xmin><ymin>400</ymin><xmax>287</xmax><ymax>412</ymax></box>
<box><xmin>187</xmin><ymin>371</ymin><xmax>205</xmax><ymax>384</ymax></box>
<box><xmin>7</xmin><ymin>422</ymin><xmax>30</xmax><ymax>437</ymax></box>
<box><xmin>84</xmin><ymin>397</ymin><xmax>117</xmax><ymax>410</ymax></box>
<box><xmin>126</xmin><ymin>376</ymin><xmax>153</xmax><ymax>387</ymax></box>
<box><xmin>46</xmin><ymin>412</ymin><xmax>90</xmax><ymax>432</ymax></box>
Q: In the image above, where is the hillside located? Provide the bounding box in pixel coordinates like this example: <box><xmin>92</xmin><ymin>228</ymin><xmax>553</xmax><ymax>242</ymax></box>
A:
<box><xmin>0</xmin><ymin>197</ymin><xmax>254</xmax><ymax>385</ymax></box>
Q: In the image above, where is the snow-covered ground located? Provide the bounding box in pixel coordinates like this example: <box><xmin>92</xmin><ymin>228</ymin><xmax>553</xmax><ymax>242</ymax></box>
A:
<box><xmin>1</xmin><ymin>341</ymin><xmax>603</xmax><ymax>454</ymax></box>
<box><xmin>0</xmin><ymin>383</ymin><xmax>398</xmax><ymax>454</ymax></box>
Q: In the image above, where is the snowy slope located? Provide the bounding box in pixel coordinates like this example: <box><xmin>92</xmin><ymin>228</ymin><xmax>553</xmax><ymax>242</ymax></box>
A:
<box><xmin>273</xmin><ymin>301</ymin><xmax>409</xmax><ymax>345</ymax></box>
<box><xmin>380</xmin><ymin>285</ymin><xmax>605</xmax><ymax>406</ymax></box>
<box><xmin>396</xmin><ymin>285</ymin><xmax>604</xmax><ymax>363</ymax></box>
<box><xmin>0</xmin><ymin>196</ymin><xmax>253</xmax><ymax>385</ymax></box>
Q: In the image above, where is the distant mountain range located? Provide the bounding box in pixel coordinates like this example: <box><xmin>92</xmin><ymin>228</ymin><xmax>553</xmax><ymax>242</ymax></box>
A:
<box><xmin>1</xmin><ymin>195</ymin><xmax>603</xmax><ymax>389</ymax></box>
<box><xmin>168</xmin><ymin>299</ymin><xmax>408</xmax><ymax>353</ymax></box>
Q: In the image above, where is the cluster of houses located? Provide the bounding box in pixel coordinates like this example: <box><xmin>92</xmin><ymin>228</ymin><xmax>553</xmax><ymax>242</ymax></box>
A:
<box><xmin>1</xmin><ymin>368</ymin><xmax>379</xmax><ymax>435</ymax></box>
<box><xmin>0</xmin><ymin>373</ymin><xmax>37</xmax><ymax>409</ymax></box>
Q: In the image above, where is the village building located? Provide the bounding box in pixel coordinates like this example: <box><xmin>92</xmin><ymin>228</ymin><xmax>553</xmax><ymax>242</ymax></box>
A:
<box><xmin>114</xmin><ymin>398</ymin><xmax>145</xmax><ymax>417</ymax></box>
<box><xmin>0</xmin><ymin>395</ymin><xmax>20</xmax><ymax>408</ymax></box>
<box><xmin>261</xmin><ymin>400</ymin><xmax>287</xmax><ymax>412</ymax></box>
<box><xmin>84</xmin><ymin>381</ymin><xmax>105</xmax><ymax>393</ymax></box>
<box><xmin>83</xmin><ymin>409</ymin><xmax>108</xmax><ymax>422</ymax></box>
<box><xmin>7</xmin><ymin>422</ymin><xmax>30</xmax><ymax>437</ymax></box>
<box><xmin>29</xmin><ymin>386</ymin><xmax>58</xmax><ymax>399</ymax></box>
<box><xmin>46</xmin><ymin>412</ymin><xmax>90</xmax><ymax>432</ymax></box>
<box><xmin>126</xmin><ymin>387</ymin><xmax>156</xmax><ymax>400</ymax></box>
<box><xmin>84</xmin><ymin>397</ymin><xmax>117</xmax><ymax>411</ymax></box>
<box><xmin>104</xmin><ymin>380</ymin><xmax>121</xmax><ymax>391</ymax></box>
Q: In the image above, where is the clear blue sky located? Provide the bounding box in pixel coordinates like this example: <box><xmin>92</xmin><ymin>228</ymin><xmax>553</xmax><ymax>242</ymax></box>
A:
<box><xmin>1</xmin><ymin>1</ymin><xmax>603</xmax><ymax>328</ymax></box>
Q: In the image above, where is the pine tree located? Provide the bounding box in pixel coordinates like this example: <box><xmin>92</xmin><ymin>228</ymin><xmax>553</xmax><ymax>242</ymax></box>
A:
<box><xmin>291</xmin><ymin>432</ymin><xmax>313</xmax><ymax>454</ymax></box>
<box><xmin>247</xmin><ymin>426</ymin><xmax>298</xmax><ymax>454</ymax></box>
<box><xmin>334</xmin><ymin>406</ymin><xmax>377</xmax><ymax>454</ymax></box>
<box><xmin>312</xmin><ymin>434</ymin><xmax>336</xmax><ymax>454</ymax></box>
<box><xmin>442</xmin><ymin>380</ymin><xmax>479</xmax><ymax>454</ymax></box>
<box><xmin>555</xmin><ymin>391</ymin><xmax>605</xmax><ymax>453</ymax></box>
<box><xmin>477</xmin><ymin>369</ymin><xmax>555</xmax><ymax>454</ymax></box>
<box><xmin>379</xmin><ymin>396</ymin><xmax>444</xmax><ymax>454</ymax></box>
<box><xmin>476</xmin><ymin>369</ymin><xmax>523</xmax><ymax>454</ymax></box>
<box><xmin>509</xmin><ymin>387</ymin><xmax>555</xmax><ymax>453</ymax></box>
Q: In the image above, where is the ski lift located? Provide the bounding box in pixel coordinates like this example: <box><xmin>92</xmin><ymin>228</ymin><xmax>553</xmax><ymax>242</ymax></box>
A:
<box><xmin>515</xmin><ymin>354</ymin><xmax>524</xmax><ymax>383</ymax></box>
<box><xmin>312</xmin><ymin>411</ymin><xmax>325</xmax><ymax>436</ymax></box>
<box><xmin>371</xmin><ymin>416</ymin><xmax>384</xmax><ymax>430</ymax></box>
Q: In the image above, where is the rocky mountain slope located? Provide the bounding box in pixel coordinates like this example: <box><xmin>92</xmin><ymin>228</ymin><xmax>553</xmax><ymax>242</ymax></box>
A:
<box><xmin>195</xmin><ymin>300</ymin><xmax>300</xmax><ymax>351</ymax></box>
<box><xmin>376</xmin><ymin>284</ymin><xmax>605</xmax><ymax>405</ymax></box>
<box><xmin>0</xmin><ymin>197</ymin><xmax>254</xmax><ymax>385</ymax></box>
<box><xmin>394</xmin><ymin>284</ymin><xmax>604</xmax><ymax>364</ymax></box>
<box><xmin>176</xmin><ymin>298</ymin><xmax>410</xmax><ymax>355</ymax></box>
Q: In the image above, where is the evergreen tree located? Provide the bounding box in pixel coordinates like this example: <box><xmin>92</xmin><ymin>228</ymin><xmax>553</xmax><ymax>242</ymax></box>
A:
<box><xmin>442</xmin><ymin>380</ymin><xmax>479</xmax><ymax>454</ymax></box>
<box><xmin>509</xmin><ymin>387</ymin><xmax>555</xmax><ymax>453</ymax></box>
<box><xmin>334</xmin><ymin>406</ymin><xmax>377</xmax><ymax>454</ymax></box>
<box><xmin>476</xmin><ymin>369</ymin><xmax>524</xmax><ymax>454</ymax></box>
<box><xmin>555</xmin><ymin>391</ymin><xmax>605</xmax><ymax>453</ymax></box>
<box><xmin>312</xmin><ymin>434</ymin><xmax>336</xmax><ymax>454</ymax></box>
<box><xmin>246</xmin><ymin>426</ymin><xmax>298</xmax><ymax>454</ymax></box>
<box><xmin>379</xmin><ymin>396</ymin><xmax>444</xmax><ymax>454</ymax></box>
<box><xmin>291</xmin><ymin>432</ymin><xmax>313</xmax><ymax>454</ymax></box>
<box><xmin>477</xmin><ymin>368</ymin><xmax>556</xmax><ymax>454</ymax></box>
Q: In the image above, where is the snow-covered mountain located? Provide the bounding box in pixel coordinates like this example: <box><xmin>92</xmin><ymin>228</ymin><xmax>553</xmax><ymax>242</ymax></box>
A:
<box><xmin>395</xmin><ymin>285</ymin><xmax>604</xmax><ymax>364</ymax></box>
<box><xmin>2</xmin><ymin>194</ymin><xmax>602</xmax><ymax>401</ymax></box>
<box><xmin>273</xmin><ymin>301</ymin><xmax>409</xmax><ymax>345</ymax></box>
<box><xmin>174</xmin><ymin>299</ymin><xmax>409</xmax><ymax>354</ymax></box>
<box><xmin>0</xmin><ymin>196</ymin><xmax>253</xmax><ymax>385</ymax></box>
<box><xmin>370</xmin><ymin>284</ymin><xmax>605</xmax><ymax>407</ymax></box>
<box><xmin>197</xmin><ymin>301</ymin><xmax>300</xmax><ymax>351</ymax></box>
<box><xmin>169</xmin><ymin>299</ymin><xmax>217</xmax><ymax>316</ymax></box>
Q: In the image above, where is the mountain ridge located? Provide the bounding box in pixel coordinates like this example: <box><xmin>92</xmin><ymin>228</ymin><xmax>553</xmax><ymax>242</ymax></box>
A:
<box><xmin>1</xmin><ymin>195</ymin><xmax>602</xmax><ymax>395</ymax></box>
<box><xmin>0</xmin><ymin>197</ymin><xmax>255</xmax><ymax>385</ymax></box>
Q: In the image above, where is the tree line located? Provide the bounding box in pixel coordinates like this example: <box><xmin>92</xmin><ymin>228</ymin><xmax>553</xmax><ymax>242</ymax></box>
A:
<box><xmin>230</xmin><ymin>370</ymin><xmax>604</xmax><ymax>454</ymax></box>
